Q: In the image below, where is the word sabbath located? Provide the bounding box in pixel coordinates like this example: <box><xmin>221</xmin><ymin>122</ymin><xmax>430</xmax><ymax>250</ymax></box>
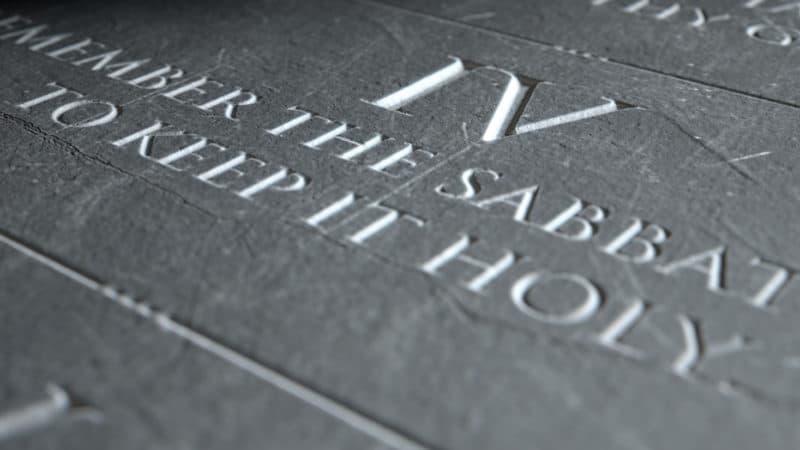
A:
<box><xmin>2</xmin><ymin>9</ymin><xmax>798</xmax><ymax>401</ymax></box>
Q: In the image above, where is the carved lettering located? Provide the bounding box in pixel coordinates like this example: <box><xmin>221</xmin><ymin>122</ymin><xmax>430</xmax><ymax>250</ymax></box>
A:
<box><xmin>303</xmin><ymin>194</ymin><xmax>423</xmax><ymax>244</ymax></box>
<box><xmin>304</xmin><ymin>193</ymin><xmax>359</xmax><ymax>228</ymax></box>
<box><xmin>593</xmin><ymin>299</ymin><xmax>650</xmax><ymax>358</ymax></box>
<box><xmin>746</xmin><ymin>258</ymin><xmax>791</xmax><ymax>309</ymax></box>
<box><xmin>0</xmin><ymin>24</ymin><xmax>70</xmax><ymax>51</ymax></box>
<box><xmin>510</xmin><ymin>271</ymin><xmax>603</xmax><ymax>324</ymax></box>
<box><xmin>421</xmin><ymin>235</ymin><xmax>517</xmax><ymax>292</ymax></box>
<box><xmin>196</xmin><ymin>87</ymin><xmax>258</xmax><ymax>120</ymax></box>
<box><xmin>347</xmin><ymin>203</ymin><xmax>425</xmax><ymax>245</ymax></box>
<box><xmin>473</xmin><ymin>184</ymin><xmax>540</xmax><ymax>223</ymax></box>
<box><xmin>601</xmin><ymin>218</ymin><xmax>668</xmax><ymax>263</ymax></box>
<box><xmin>369</xmin><ymin>57</ymin><xmax>629</xmax><ymax>142</ymax></box>
<box><xmin>435</xmin><ymin>168</ymin><xmax>501</xmax><ymax>200</ymax></box>
<box><xmin>16</xmin><ymin>82</ymin><xmax>82</xmax><ymax>110</ymax></box>
<box><xmin>236</xmin><ymin>166</ymin><xmax>308</xmax><ymax>199</ymax></box>
<box><xmin>111</xmin><ymin>121</ymin><xmax>186</xmax><ymax>157</ymax></box>
<box><xmin>127</xmin><ymin>65</ymin><xmax>185</xmax><ymax>90</ymax></box>
<box><xmin>656</xmin><ymin>246</ymin><xmax>726</xmax><ymax>291</ymax></box>
<box><xmin>16</xmin><ymin>82</ymin><xmax>118</xmax><ymax>128</ymax></box>
<box><xmin>746</xmin><ymin>23</ymin><xmax>794</xmax><ymax>46</ymax></box>
<box><xmin>671</xmin><ymin>315</ymin><xmax>750</xmax><ymax>377</ymax></box>
<box><xmin>51</xmin><ymin>99</ymin><xmax>118</xmax><ymax>128</ymax></box>
<box><xmin>540</xmin><ymin>198</ymin><xmax>606</xmax><ymax>241</ymax></box>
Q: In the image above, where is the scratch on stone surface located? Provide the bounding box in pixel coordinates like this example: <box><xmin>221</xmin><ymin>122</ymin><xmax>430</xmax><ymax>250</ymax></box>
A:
<box><xmin>643</xmin><ymin>109</ymin><xmax>760</xmax><ymax>184</ymax></box>
<box><xmin>458</xmin><ymin>11</ymin><xmax>496</xmax><ymax>22</ymax></box>
<box><xmin>0</xmin><ymin>111</ymin><xmax>220</xmax><ymax>220</ymax></box>
<box><xmin>621</xmin><ymin>261</ymin><xmax>646</xmax><ymax>299</ymax></box>
<box><xmin>431</xmin><ymin>284</ymin><xmax>478</xmax><ymax>325</ymax></box>
<box><xmin>302</xmin><ymin>29</ymin><xmax>381</xmax><ymax>100</ymax></box>
<box><xmin>0</xmin><ymin>229</ymin><xmax>432</xmax><ymax>450</ymax></box>
<box><xmin>715</xmin><ymin>217</ymin><xmax>760</xmax><ymax>256</ymax></box>
<box><xmin>715</xmin><ymin>217</ymin><xmax>800</xmax><ymax>274</ymax></box>
<box><xmin>243</xmin><ymin>5</ymin><xmax>270</xmax><ymax>24</ymax></box>
<box><xmin>364</xmin><ymin>14</ymin><xmax>410</xmax><ymax>56</ymax></box>
<box><xmin>309</xmin><ymin>227</ymin><xmax>476</xmax><ymax>326</ymax></box>
<box><xmin>727</xmin><ymin>151</ymin><xmax>771</xmax><ymax>163</ymax></box>
<box><xmin>215</xmin><ymin>47</ymin><xmax>228</xmax><ymax>67</ymax></box>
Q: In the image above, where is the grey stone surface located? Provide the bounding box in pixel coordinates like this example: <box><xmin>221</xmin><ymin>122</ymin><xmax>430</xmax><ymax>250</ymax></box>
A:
<box><xmin>1</xmin><ymin>1</ymin><xmax>799</xmax><ymax>449</ymax></box>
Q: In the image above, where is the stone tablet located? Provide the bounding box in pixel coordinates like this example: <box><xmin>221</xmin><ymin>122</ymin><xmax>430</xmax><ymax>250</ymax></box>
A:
<box><xmin>1</xmin><ymin>1</ymin><xmax>799</xmax><ymax>449</ymax></box>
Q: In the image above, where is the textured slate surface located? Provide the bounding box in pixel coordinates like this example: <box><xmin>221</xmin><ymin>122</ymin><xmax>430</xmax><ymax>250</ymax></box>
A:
<box><xmin>1</xmin><ymin>1</ymin><xmax>799</xmax><ymax>449</ymax></box>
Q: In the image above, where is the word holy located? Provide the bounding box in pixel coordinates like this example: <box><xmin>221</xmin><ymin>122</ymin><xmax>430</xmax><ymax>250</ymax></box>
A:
<box><xmin>297</xmin><ymin>188</ymin><xmax>755</xmax><ymax>385</ymax></box>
